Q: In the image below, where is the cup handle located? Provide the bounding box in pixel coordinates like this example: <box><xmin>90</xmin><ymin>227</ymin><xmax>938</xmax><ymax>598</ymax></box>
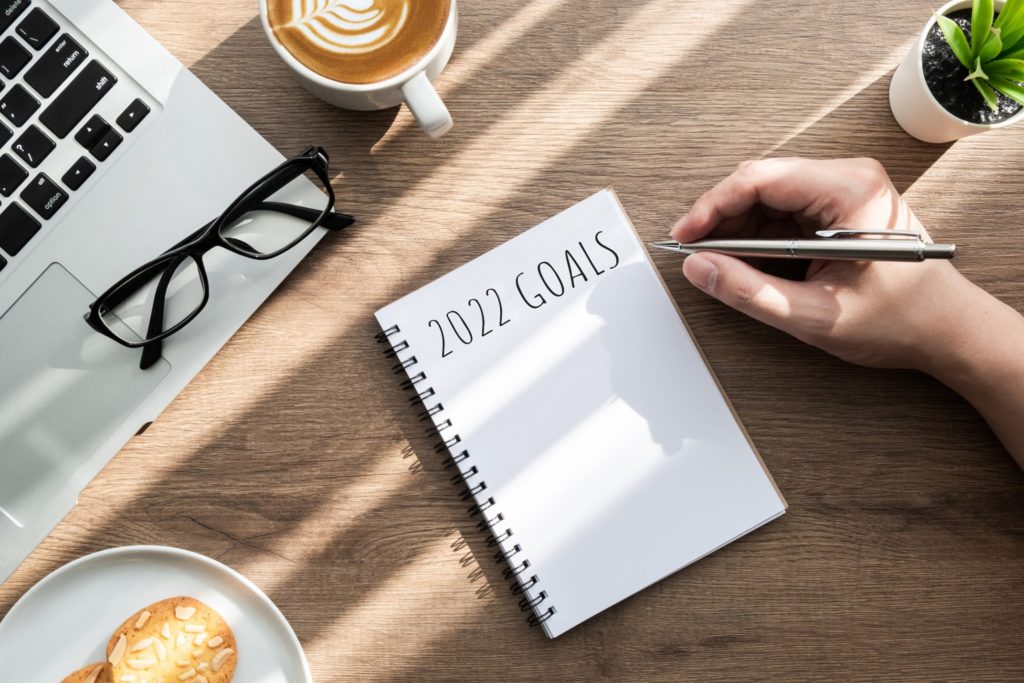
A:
<box><xmin>401</xmin><ymin>72</ymin><xmax>453</xmax><ymax>139</ymax></box>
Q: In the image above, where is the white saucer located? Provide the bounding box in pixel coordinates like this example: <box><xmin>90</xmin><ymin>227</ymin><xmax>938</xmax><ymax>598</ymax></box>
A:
<box><xmin>0</xmin><ymin>546</ymin><xmax>311</xmax><ymax>682</ymax></box>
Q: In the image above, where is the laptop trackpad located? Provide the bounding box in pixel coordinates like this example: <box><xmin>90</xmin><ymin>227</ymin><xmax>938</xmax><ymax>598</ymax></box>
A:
<box><xmin>0</xmin><ymin>263</ymin><xmax>170</xmax><ymax>532</ymax></box>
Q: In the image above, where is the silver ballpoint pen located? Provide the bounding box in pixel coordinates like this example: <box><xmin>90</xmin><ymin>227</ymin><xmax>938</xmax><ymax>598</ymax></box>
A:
<box><xmin>649</xmin><ymin>229</ymin><xmax>957</xmax><ymax>262</ymax></box>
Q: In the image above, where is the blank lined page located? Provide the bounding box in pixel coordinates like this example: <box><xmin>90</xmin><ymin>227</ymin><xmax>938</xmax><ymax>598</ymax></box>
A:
<box><xmin>376</xmin><ymin>189</ymin><xmax>785</xmax><ymax>638</ymax></box>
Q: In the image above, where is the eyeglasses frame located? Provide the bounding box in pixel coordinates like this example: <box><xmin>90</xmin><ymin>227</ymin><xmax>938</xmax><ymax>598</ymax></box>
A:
<box><xmin>84</xmin><ymin>146</ymin><xmax>353</xmax><ymax>368</ymax></box>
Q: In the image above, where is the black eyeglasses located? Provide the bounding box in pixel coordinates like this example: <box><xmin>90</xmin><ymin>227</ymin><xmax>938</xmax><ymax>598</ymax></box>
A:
<box><xmin>85</xmin><ymin>146</ymin><xmax>354</xmax><ymax>370</ymax></box>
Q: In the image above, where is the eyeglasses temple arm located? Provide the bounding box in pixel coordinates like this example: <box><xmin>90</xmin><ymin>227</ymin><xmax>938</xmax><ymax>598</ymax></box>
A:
<box><xmin>139</xmin><ymin>254</ymin><xmax>182</xmax><ymax>370</ymax></box>
<box><xmin>253</xmin><ymin>201</ymin><xmax>355</xmax><ymax>230</ymax></box>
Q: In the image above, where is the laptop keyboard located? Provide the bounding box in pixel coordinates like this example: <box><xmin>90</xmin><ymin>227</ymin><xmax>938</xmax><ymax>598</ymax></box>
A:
<box><xmin>0</xmin><ymin>0</ymin><xmax>151</xmax><ymax>270</ymax></box>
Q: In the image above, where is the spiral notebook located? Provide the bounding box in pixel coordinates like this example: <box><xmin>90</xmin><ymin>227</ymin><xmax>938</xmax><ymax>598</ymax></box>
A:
<box><xmin>376</xmin><ymin>189</ymin><xmax>786</xmax><ymax>638</ymax></box>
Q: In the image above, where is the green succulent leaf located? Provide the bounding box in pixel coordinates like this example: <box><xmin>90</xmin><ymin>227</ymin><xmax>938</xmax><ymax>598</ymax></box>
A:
<box><xmin>1001</xmin><ymin>45</ymin><xmax>1024</xmax><ymax>59</ymax></box>
<box><xmin>984</xmin><ymin>57</ymin><xmax>1024</xmax><ymax>80</ymax></box>
<box><xmin>994</xmin><ymin>0</ymin><xmax>1024</xmax><ymax>29</ymax></box>
<box><xmin>971</xmin><ymin>0</ymin><xmax>994</xmax><ymax>59</ymax></box>
<box><xmin>996</xmin><ymin>0</ymin><xmax>1024</xmax><ymax>45</ymax></box>
<box><xmin>990</xmin><ymin>75</ymin><xmax>1024</xmax><ymax>104</ymax></box>
<box><xmin>999</xmin><ymin>20</ymin><xmax>1024</xmax><ymax>50</ymax></box>
<box><xmin>965</xmin><ymin>56</ymin><xmax>990</xmax><ymax>80</ymax></box>
<box><xmin>936</xmin><ymin>13</ymin><xmax>974</xmax><ymax>68</ymax></box>
<box><xmin>972</xmin><ymin>77</ymin><xmax>1001</xmax><ymax>110</ymax></box>
<box><xmin>980</xmin><ymin>26</ymin><xmax>1003</xmax><ymax>61</ymax></box>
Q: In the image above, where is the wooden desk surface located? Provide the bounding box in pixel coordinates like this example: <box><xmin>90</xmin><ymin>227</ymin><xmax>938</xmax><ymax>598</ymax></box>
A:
<box><xmin>3</xmin><ymin>0</ymin><xmax>1024</xmax><ymax>680</ymax></box>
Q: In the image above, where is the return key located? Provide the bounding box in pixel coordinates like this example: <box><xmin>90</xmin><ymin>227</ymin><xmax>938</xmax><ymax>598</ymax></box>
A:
<box><xmin>24</xmin><ymin>34</ymin><xmax>89</xmax><ymax>98</ymax></box>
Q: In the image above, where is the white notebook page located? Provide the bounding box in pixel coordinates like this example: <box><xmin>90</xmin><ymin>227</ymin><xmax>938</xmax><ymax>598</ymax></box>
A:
<box><xmin>376</xmin><ymin>189</ymin><xmax>785</xmax><ymax>638</ymax></box>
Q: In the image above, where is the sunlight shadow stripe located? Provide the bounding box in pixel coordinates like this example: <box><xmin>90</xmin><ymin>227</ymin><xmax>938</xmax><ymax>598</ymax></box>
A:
<box><xmin>761</xmin><ymin>42</ymin><xmax>917</xmax><ymax>162</ymax></box>
<box><xmin>374</xmin><ymin>0</ymin><xmax>571</xmax><ymax>145</ymax></box>
<box><xmin>239</xmin><ymin>440</ymin><xmax>415</xmax><ymax>592</ymax></box>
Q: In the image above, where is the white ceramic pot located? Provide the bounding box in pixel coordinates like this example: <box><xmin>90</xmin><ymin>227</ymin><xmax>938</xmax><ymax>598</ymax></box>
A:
<box><xmin>890</xmin><ymin>0</ymin><xmax>1024</xmax><ymax>143</ymax></box>
<box><xmin>259</xmin><ymin>0</ymin><xmax>458</xmax><ymax>139</ymax></box>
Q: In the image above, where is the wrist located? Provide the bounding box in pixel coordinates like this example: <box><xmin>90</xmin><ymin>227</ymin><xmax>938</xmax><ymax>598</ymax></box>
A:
<box><xmin>915</xmin><ymin>276</ymin><xmax>1024</xmax><ymax>466</ymax></box>
<box><xmin>919</xmin><ymin>279</ymin><xmax>1024</xmax><ymax>396</ymax></box>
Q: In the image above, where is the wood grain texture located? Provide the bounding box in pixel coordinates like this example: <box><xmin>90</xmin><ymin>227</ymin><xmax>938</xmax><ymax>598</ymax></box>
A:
<box><xmin>3</xmin><ymin>0</ymin><xmax>1024</xmax><ymax>680</ymax></box>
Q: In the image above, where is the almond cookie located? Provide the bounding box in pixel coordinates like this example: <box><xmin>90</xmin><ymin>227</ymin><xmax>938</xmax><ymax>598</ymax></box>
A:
<box><xmin>105</xmin><ymin>596</ymin><xmax>236</xmax><ymax>683</ymax></box>
<box><xmin>62</xmin><ymin>663</ymin><xmax>112</xmax><ymax>683</ymax></box>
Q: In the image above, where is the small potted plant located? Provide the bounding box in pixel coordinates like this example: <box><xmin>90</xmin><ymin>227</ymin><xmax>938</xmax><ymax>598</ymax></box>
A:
<box><xmin>890</xmin><ymin>0</ymin><xmax>1024</xmax><ymax>142</ymax></box>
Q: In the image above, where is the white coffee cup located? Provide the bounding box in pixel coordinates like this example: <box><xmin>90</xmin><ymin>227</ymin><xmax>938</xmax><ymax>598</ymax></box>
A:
<box><xmin>258</xmin><ymin>0</ymin><xmax>458</xmax><ymax>139</ymax></box>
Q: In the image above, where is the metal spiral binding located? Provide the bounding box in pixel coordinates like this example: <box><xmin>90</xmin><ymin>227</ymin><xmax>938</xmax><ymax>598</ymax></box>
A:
<box><xmin>377</xmin><ymin>323</ymin><xmax>556</xmax><ymax>629</ymax></box>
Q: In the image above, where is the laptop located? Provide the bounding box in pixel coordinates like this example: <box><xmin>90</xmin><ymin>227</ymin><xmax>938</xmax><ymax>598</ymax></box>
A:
<box><xmin>0</xmin><ymin>0</ymin><xmax>333</xmax><ymax>583</ymax></box>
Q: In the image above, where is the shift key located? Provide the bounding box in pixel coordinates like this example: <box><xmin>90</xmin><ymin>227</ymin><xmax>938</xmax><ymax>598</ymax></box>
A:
<box><xmin>39</xmin><ymin>61</ymin><xmax>117</xmax><ymax>139</ymax></box>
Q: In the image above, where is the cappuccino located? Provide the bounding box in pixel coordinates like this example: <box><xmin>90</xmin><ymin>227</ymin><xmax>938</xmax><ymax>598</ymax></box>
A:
<box><xmin>266</xmin><ymin>0</ymin><xmax>451</xmax><ymax>85</ymax></box>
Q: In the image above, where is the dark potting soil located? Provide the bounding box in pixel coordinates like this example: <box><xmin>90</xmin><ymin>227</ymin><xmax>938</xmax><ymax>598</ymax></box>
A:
<box><xmin>922</xmin><ymin>9</ymin><xmax>1022</xmax><ymax>124</ymax></box>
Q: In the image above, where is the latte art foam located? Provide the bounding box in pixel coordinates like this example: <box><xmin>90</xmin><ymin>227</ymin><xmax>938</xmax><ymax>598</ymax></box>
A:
<box><xmin>267</xmin><ymin>0</ymin><xmax>450</xmax><ymax>85</ymax></box>
<box><xmin>286</xmin><ymin>0</ymin><xmax>410</xmax><ymax>55</ymax></box>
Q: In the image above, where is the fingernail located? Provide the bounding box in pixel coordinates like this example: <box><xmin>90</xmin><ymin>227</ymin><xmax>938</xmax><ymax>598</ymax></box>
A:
<box><xmin>683</xmin><ymin>256</ymin><xmax>717</xmax><ymax>292</ymax></box>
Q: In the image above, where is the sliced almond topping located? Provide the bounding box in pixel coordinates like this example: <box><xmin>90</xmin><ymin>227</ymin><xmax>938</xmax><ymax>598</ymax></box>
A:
<box><xmin>84</xmin><ymin>665</ymin><xmax>104</xmax><ymax>683</ymax></box>
<box><xmin>161</xmin><ymin>622</ymin><xmax>171</xmax><ymax>640</ymax></box>
<box><xmin>193</xmin><ymin>633</ymin><xmax>207</xmax><ymax>645</ymax></box>
<box><xmin>155</xmin><ymin>640</ymin><xmax>167</xmax><ymax>661</ymax></box>
<box><xmin>176</xmin><ymin>633</ymin><xmax>187</xmax><ymax>648</ymax></box>
<box><xmin>192</xmin><ymin>648</ymin><xmax>204</xmax><ymax>658</ymax></box>
<box><xmin>175</xmin><ymin>660</ymin><xmax>190</xmax><ymax>667</ymax></box>
<box><xmin>134</xmin><ymin>610</ymin><xmax>152</xmax><ymax>629</ymax></box>
<box><xmin>211</xmin><ymin>648</ymin><xmax>234</xmax><ymax>672</ymax></box>
<box><xmin>184</xmin><ymin>624</ymin><xmax>205</xmax><ymax>633</ymax></box>
<box><xmin>196</xmin><ymin>676</ymin><xmax>208</xmax><ymax>683</ymax></box>
<box><xmin>197</xmin><ymin>663</ymin><xmax>208</xmax><ymax>671</ymax></box>
<box><xmin>109</xmin><ymin>633</ymin><xmax>127</xmax><ymax>665</ymax></box>
<box><xmin>119</xmin><ymin>676</ymin><xmax>136</xmax><ymax>683</ymax></box>
<box><xmin>178</xmin><ymin>668</ymin><xmax>197</xmax><ymax>681</ymax></box>
<box><xmin>206</xmin><ymin>635</ymin><xmax>224</xmax><ymax>648</ymax></box>
<box><xmin>130</xmin><ymin>637</ymin><xmax>154</xmax><ymax>652</ymax></box>
<box><xmin>127</xmin><ymin>658</ymin><xmax>157</xmax><ymax>670</ymax></box>
<box><xmin>175</xmin><ymin>606</ymin><xmax>197</xmax><ymax>620</ymax></box>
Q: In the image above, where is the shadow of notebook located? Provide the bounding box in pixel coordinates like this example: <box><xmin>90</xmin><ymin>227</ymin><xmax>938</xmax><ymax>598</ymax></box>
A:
<box><xmin>376</xmin><ymin>189</ymin><xmax>786</xmax><ymax>638</ymax></box>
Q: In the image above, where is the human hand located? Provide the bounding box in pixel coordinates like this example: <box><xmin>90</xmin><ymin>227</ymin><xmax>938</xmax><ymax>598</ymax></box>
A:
<box><xmin>670</xmin><ymin>157</ymin><xmax>989</xmax><ymax>373</ymax></box>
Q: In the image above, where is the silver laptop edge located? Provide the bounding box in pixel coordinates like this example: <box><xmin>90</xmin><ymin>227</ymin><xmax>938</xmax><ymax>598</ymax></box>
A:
<box><xmin>0</xmin><ymin>0</ymin><xmax>329</xmax><ymax>582</ymax></box>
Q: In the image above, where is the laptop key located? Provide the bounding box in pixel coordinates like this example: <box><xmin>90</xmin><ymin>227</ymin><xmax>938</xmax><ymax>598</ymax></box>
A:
<box><xmin>116</xmin><ymin>98</ymin><xmax>150</xmax><ymax>133</ymax></box>
<box><xmin>0</xmin><ymin>121</ymin><xmax>10</xmax><ymax>148</ymax></box>
<box><xmin>0</xmin><ymin>84</ymin><xmax>39</xmax><ymax>127</ymax></box>
<box><xmin>0</xmin><ymin>253</ymin><xmax>6</xmax><ymax>272</ymax></box>
<box><xmin>20</xmin><ymin>173</ymin><xmax>66</xmax><ymax>220</ymax></box>
<box><xmin>0</xmin><ymin>0</ymin><xmax>31</xmax><ymax>37</ymax></box>
<box><xmin>0</xmin><ymin>153</ymin><xmax>27</xmax><ymax>196</ymax></box>
<box><xmin>24</xmin><ymin>34</ymin><xmax>87</xmax><ymax>98</ymax></box>
<box><xmin>12</xmin><ymin>124</ymin><xmax>53</xmax><ymax>168</ymax></box>
<box><xmin>62</xmin><ymin>156</ymin><xmax>94</xmax><ymax>191</ymax></box>
<box><xmin>0</xmin><ymin>202</ymin><xmax>40</xmax><ymax>255</ymax></box>
<box><xmin>38</xmin><ymin>60</ymin><xmax>117</xmax><ymax>139</ymax></box>
<box><xmin>16</xmin><ymin>8</ymin><xmax>57</xmax><ymax>50</ymax></box>
<box><xmin>0</xmin><ymin>36</ymin><xmax>30</xmax><ymax>78</ymax></box>
<box><xmin>74</xmin><ymin>113</ymin><xmax>109</xmax><ymax>149</ymax></box>
<box><xmin>90</xmin><ymin>127</ymin><xmax>122</xmax><ymax>162</ymax></box>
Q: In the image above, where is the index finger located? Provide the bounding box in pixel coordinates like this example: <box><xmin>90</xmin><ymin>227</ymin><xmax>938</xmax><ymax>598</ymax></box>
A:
<box><xmin>670</xmin><ymin>158</ymin><xmax>853</xmax><ymax>242</ymax></box>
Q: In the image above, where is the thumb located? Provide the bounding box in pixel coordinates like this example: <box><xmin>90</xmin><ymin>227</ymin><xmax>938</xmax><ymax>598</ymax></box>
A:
<box><xmin>682</xmin><ymin>252</ymin><xmax>830</xmax><ymax>340</ymax></box>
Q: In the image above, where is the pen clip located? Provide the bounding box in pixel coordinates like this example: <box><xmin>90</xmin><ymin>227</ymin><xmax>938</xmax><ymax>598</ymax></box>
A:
<box><xmin>815</xmin><ymin>229</ymin><xmax>922</xmax><ymax>239</ymax></box>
